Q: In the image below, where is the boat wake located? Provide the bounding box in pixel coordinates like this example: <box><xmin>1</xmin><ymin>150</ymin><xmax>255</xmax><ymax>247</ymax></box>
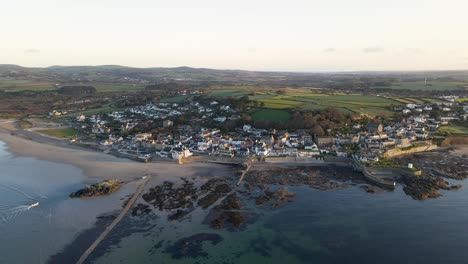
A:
<box><xmin>0</xmin><ymin>183</ymin><xmax>44</xmax><ymax>225</ymax></box>
<box><xmin>0</xmin><ymin>183</ymin><xmax>48</xmax><ymax>199</ymax></box>
<box><xmin>0</xmin><ymin>204</ymin><xmax>37</xmax><ymax>224</ymax></box>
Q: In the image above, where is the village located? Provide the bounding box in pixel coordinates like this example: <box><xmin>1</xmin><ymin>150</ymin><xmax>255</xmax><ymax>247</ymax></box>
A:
<box><xmin>53</xmin><ymin>91</ymin><xmax>468</xmax><ymax>167</ymax></box>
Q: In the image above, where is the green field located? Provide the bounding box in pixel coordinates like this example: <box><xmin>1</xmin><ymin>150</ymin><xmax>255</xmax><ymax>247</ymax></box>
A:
<box><xmin>252</xmin><ymin>109</ymin><xmax>291</xmax><ymax>121</ymax></box>
<box><xmin>160</xmin><ymin>95</ymin><xmax>193</xmax><ymax>103</ymax></box>
<box><xmin>60</xmin><ymin>103</ymin><xmax>119</xmax><ymax>117</ymax></box>
<box><xmin>438</xmin><ymin>125</ymin><xmax>468</xmax><ymax>135</ymax></box>
<box><xmin>456</xmin><ymin>97</ymin><xmax>468</xmax><ymax>102</ymax></box>
<box><xmin>0</xmin><ymin>78</ymin><xmax>145</xmax><ymax>92</ymax></box>
<box><xmin>300</xmin><ymin>104</ymin><xmax>328</xmax><ymax>111</ymax></box>
<box><xmin>252</xmin><ymin>92</ymin><xmax>399</xmax><ymax>116</ymax></box>
<box><xmin>421</xmin><ymin>98</ymin><xmax>440</xmax><ymax>103</ymax></box>
<box><xmin>256</xmin><ymin>96</ymin><xmax>304</xmax><ymax>109</ymax></box>
<box><xmin>248</xmin><ymin>92</ymin><xmax>276</xmax><ymax>100</ymax></box>
<box><xmin>381</xmin><ymin>81</ymin><xmax>468</xmax><ymax>91</ymax></box>
<box><xmin>208</xmin><ymin>89</ymin><xmax>250</xmax><ymax>98</ymax></box>
<box><xmin>92</xmin><ymin>83</ymin><xmax>145</xmax><ymax>92</ymax></box>
<box><xmin>0</xmin><ymin>77</ymin><xmax>34</xmax><ymax>84</ymax></box>
<box><xmin>80</xmin><ymin>104</ymin><xmax>117</xmax><ymax>115</ymax></box>
<box><xmin>1</xmin><ymin>83</ymin><xmax>57</xmax><ymax>92</ymax></box>
<box><xmin>37</xmin><ymin>127</ymin><xmax>78</xmax><ymax>138</ymax></box>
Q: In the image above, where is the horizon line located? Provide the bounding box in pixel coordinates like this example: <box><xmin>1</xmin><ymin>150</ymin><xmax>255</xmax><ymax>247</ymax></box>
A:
<box><xmin>1</xmin><ymin>63</ymin><xmax>468</xmax><ymax>74</ymax></box>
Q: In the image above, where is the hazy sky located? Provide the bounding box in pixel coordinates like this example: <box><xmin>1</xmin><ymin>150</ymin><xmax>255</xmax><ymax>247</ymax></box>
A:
<box><xmin>2</xmin><ymin>0</ymin><xmax>468</xmax><ymax>71</ymax></box>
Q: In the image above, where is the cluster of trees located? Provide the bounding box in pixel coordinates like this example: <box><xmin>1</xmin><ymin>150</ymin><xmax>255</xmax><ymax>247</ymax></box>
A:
<box><xmin>0</xmin><ymin>90</ymin><xmax>66</xmax><ymax>118</ymax></box>
<box><xmin>251</xmin><ymin>108</ymin><xmax>353</xmax><ymax>135</ymax></box>
<box><xmin>57</xmin><ymin>86</ymin><xmax>96</xmax><ymax>95</ymax></box>
<box><xmin>193</xmin><ymin>94</ymin><xmax>253</xmax><ymax>112</ymax></box>
<box><xmin>114</xmin><ymin>92</ymin><xmax>158</xmax><ymax>108</ymax></box>
<box><xmin>362</xmin><ymin>87</ymin><xmax>467</xmax><ymax>97</ymax></box>
<box><xmin>145</xmin><ymin>82</ymin><xmax>200</xmax><ymax>91</ymax></box>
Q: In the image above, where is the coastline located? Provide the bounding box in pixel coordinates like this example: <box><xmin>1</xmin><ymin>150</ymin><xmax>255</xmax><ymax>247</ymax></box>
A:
<box><xmin>1</xmin><ymin>119</ymin><xmax>466</xmax><ymax>187</ymax></box>
<box><xmin>0</xmin><ymin>120</ymin><xmax>232</xmax><ymax>184</ymax></box>
<box><xmin>0</xmin><ymin>120</ymin><xmax>238</xmax><ymax>262</ymax></box>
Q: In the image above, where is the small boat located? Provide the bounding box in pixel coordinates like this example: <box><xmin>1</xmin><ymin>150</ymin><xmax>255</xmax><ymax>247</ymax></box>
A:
<box><xmin>29</xmin><ymin>202</ymin><xmax>39</xmax><ymax>208</ymax></box>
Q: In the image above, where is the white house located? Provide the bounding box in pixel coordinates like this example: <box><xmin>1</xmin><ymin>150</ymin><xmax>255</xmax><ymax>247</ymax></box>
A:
<box><xmin>213</xmin><ymin>117</ymin><xmax>226</xmax><ymax>122</ymax></box>
<box><xmin>76</xmin><ymin>114</ymin><xmax>86</xmax><ymax>122</ymax></box>
<box><xmin>172</xmin><ymin>149</ymin><xmax>193</xmax><ymax>160</ymax></box>
<box><xmin>414</xmin><ymin>116</ymin><xmax>426</xmax><ymax>123</ymax></box>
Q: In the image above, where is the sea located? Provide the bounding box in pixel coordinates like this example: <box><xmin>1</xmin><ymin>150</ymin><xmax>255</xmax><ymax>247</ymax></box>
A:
<box><xmin>0</xmin><ymin>141</ymin><xmax>133</xmax><ymax>263</ymax></box>
<box><xmin>1</xmin><ymin>140</ymin><xmax>468</xmax><ymax>264</ymax></box>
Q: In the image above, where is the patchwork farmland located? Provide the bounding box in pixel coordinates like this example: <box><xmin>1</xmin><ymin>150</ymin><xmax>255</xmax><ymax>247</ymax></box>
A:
<box><xmin>249</xmin><ymin>91</ymin><xmax>401</xmax><ymax>118</ymax></box>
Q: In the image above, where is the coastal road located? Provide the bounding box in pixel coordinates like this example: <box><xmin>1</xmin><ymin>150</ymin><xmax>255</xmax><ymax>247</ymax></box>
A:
<box><xmin>76</xmin><ymin>175</ymin><xmax>151</xmax><ymax>264</ymax></box>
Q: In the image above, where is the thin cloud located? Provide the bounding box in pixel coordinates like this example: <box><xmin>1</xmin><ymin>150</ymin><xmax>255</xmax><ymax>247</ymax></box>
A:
<box><xmin>404</xmin><ymin>48</ymin><xmax>422</xmax><ymax>54</ymax></box>
<box><xmin>362</xmin><ymin>46</ymin><xmax>384</xmax><ymax>53</ymax></box>
<box><xmin>324</xmin><ymin>48</ymin><xmax>336</xmax><ymax>53</ymax></box>
<box><xmin>25</xmin><ymin>48</ymin><xmax>40</xmax><ymax>53</ymax></box>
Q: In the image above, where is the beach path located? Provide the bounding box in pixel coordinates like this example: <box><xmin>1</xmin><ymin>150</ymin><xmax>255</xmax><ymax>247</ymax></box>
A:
<box><xmin>76</xmin><ymin>175</ymin><xmax>151</xmax><ymax>264</ymax></box>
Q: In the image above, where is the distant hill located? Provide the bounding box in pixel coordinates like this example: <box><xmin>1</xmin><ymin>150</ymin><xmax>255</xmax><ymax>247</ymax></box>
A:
<box><xmin>0</xmin><ymin>64</ymin><xmax>467</xmax><ymax>92</ymax></box>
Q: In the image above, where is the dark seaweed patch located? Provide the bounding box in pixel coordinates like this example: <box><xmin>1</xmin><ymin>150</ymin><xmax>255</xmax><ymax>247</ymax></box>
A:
<box><xmin>164</xmin><ymin>233</ymin><xmax>223</xmax><ymax>259</ymax></box>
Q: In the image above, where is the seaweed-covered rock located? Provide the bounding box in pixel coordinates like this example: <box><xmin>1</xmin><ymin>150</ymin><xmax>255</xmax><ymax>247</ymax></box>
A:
<box><xmin>204</xmin><ymin>193</ymin><xmax>246</xmax><ymax>230</ymax></box>
<box><xmin>131</xmin><ymin>203</ymin><xmax>152</xmax><ymax>216</ymax></box>
<box><xmin>197</xmin><ymin>178</ymin><xmax>232</xmax><ymax>209</ymax></box>
<box><xmin>142</xmin><ymin>180</ymin><xmax>197</xmax><ymax>210</ymax></box>
<box><xmin>70</xmin><ymin>180</ymin><xmax>121</xmax><ymax>198</ymax></box>
<box><xmin>402</xmin><ymin>175</ymin><xmax>457</xmax><ymax>200</ymax></box>
<box><xmin>256</xmin><ymin>187</ymin><xmax>296</xmax><ymax>208</ymax></box>
<box><xmin>168</xmin><ymin>209</ymin><xmax>192</xmax><ymax>221</ymax></box>
<box><xmin>164</xmin><ymin>233</ymin><xmax>222</xmax><ymax>259</ymax></box>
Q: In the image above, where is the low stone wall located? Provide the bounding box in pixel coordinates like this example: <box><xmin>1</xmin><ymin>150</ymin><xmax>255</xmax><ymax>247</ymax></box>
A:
<box><xmin>264</xmin><ymin>156</ymin><xmax>325</xmax><ymax>164</ymax></box>
<box><xmin>384</xmin><ymin>144</ymin><xmax>438</xmax><ymax>158</ymax></box>
<box><xmin>373</xmin><ymin>166</ymin><xmax>422</xmax><ymax>177</ymax></box>
<box><xmin>324</xmin><ymin>156</ymin><xmax>352</xmax><ymax>164</ymax></box>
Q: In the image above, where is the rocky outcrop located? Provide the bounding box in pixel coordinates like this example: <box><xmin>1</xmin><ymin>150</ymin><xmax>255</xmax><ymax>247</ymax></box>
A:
<box><xmin>256</xmin><ymin>187</ymin><xmax>296</xmax><ymax>208</ymax></box>
<box><xmin>142</xmin><ymin>180</ymin><xmax>197</xmax><ymax>211</ymax></box>
<box><xmin>197</xmin><ymin>178</ymin><xmax>232</xmax><ymax>209</ymax></box>
<box><xmin>141</xmin><ymin>178</ymin><xmax>234</xmax><ymax>221</ymax></box>
<box><xmin>392</xmin><ymin>150</ymin><xmax>468</xmax><ymax>180</ymax></box>
<box><xmin>247</xmin><ymin>166</ymin><xmax>357</xmax><ymax>191</ymax></box>
<box><xmin>168</xmin><ymin>209</ymin><xmax>192</xmax><ymax>221</ymax></box>
<box><xmin>204</xmin><ymin>193</ymin><xmax>246</xmax><ymax>230</ymax></box>
<box><xmin>401</xmin><ymin>175</ymin><xmax>462</xmax><ymax>200</ymax></box>
<box><xmin>360</xmin><ymin>185</ymin><xmax>384</xmax><ymax>194</ymax></box>
<box><xmin>131</xmin><ymin>203</ymin><xmax>152</xmax><ymax>216</ymax></box>
<box><xmin>70</xmin><ymin>180</ymin><xmax>121</xmax><ymax>198</ymax></box>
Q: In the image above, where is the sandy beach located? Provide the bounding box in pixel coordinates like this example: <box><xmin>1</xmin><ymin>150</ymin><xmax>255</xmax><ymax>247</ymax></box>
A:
<box><xmin>0</xmin><ymin>120</ymin><xmax>233</xmax><ymax>184</ymax></box>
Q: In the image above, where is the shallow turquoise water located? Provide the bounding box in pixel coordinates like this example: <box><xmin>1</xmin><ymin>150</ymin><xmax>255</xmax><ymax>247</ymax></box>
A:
<box><xmin>91</xmin><ymin>172</ymin><xmax>468</xmax><ymax>264</ymax></box>
<box><xmin>2</xmin><ymin>139</ymin><xmax>468</xmax><ymax>264</ymax></box>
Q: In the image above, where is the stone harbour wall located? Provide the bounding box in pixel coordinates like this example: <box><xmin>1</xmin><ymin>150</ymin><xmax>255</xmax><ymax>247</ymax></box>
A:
<box><xmin>384</xmin><ymin>144</ymin><xmax>438</xmax><ymax>158</ymax></box>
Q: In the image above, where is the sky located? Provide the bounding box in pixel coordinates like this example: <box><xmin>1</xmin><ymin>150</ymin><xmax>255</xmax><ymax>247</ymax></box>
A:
<box><xmin>2</xmin><ymin>0</ymin><xmax>468</xmax><ymax>72</ymax></box>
